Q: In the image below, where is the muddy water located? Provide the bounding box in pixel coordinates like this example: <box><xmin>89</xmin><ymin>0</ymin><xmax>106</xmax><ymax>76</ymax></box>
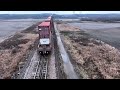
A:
<box><xmin>69</xmin><ymin>22</ymin><xmax>120</xmax><ymax>50</ymax></box>
<box><xmin>54</xmin><ymin>22</ymin><xmax>78</xmax><ymax>79</ymax></box>
<box><xmin>0</xmin><ymin>19</ymin><xmax>42</xmax><ymax>43</ymax></box>
<box><xmin>69</xmin><ymin>22</ymin><xmax>120</xmax><ymax>30</ymax></box>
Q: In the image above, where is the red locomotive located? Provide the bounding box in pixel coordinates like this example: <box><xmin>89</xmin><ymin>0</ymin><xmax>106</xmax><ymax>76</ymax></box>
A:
<box><xmin>37</xmin><ymin>16</ymin><xmax>53</xmax><ymax>54</ymax></box>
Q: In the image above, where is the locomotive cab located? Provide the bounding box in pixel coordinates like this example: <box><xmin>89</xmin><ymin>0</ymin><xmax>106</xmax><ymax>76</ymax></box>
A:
<box><xmin>38</xmin><ymin>22</ymin><xmax>52</xmax><ymax>54</ymax></box>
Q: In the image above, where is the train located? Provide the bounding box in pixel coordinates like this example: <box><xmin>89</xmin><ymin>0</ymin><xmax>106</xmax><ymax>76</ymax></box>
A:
<box><xmin>37</xmin><ymin>16</ymin><xmax>53</xmax><ymax>54</ymax></box>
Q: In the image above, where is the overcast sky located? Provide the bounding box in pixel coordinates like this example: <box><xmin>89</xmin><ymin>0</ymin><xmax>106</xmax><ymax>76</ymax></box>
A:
<box><xmin>0</xmin><ymin>11</ymin><xmax>120</xmax><ymax>14</ymax></box>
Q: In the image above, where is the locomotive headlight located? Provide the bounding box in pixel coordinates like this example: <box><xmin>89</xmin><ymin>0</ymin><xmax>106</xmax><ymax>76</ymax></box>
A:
<box><xmin>39</xmin><ymin>28</ymin><xmax>41</xmax><ymax>31</ymax></box>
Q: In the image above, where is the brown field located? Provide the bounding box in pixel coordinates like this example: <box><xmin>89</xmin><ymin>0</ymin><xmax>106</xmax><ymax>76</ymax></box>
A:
<box><xmin>0</xmin><ymin>23</ymin><xmax>38</xmax><ymax>79</ymax></box>
<box><xmin>57</xmin><ymin>23</ymin><xmax>120</xmax><ymax>79</ymax></box>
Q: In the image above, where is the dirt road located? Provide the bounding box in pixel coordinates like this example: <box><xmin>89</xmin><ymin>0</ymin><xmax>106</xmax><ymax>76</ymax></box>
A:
<box><xmin>54</xmin><ymin>22</ymin><xmax>78</xmax><ymax>79</ymax></box>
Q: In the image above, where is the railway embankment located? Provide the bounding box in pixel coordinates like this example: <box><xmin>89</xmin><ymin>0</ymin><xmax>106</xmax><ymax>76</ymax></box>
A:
<box><xmin>57</xmin><ymin>22</ymin><xmax>120</xmax><ymax>79</ymax></box>
<box><xmin>0</xmin><ymin>23</ymin><xmax>39</xmax><ymax>79</ymax></box>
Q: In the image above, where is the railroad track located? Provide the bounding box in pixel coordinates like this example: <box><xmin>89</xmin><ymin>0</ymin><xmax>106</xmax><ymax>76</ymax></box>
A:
<box><xmin>22</xmin><ymin>51</ymin><xmax>49</xmax><ymax>79</ymax></box>
<box><xmin>35</xmin><ymin>55</ymin><xmax>49</xmax><ymax>79</ymax></box>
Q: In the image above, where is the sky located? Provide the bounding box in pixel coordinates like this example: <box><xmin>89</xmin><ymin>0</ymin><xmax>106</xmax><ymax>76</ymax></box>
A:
<box><xmin>0</xmin><ymin>11</ymin><xmax>120</xmax><ymax>14</ymax></box>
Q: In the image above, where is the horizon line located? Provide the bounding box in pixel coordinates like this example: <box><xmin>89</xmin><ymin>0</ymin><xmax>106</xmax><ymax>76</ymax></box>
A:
<box><xmin>0</xmin><ymin>13</ymin><xmax>120</xmax><ymax>15</ymax></box>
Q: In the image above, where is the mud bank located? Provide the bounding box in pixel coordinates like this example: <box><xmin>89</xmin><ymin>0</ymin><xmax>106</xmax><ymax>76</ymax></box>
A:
<box><xmin>0</xmin><ymin>23</ymin><xmax>39</xmax><ymax>79</ymax></box>
<box><xmin>58</xmin><ymin>23</ymin><xmax>120</xmax><ymax>79</ymax></box>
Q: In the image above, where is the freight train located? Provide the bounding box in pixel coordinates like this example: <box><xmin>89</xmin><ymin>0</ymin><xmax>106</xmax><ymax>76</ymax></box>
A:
<box><xmin>37</xmin><ymin>16</ymin><xmax>53</xmax><ymax>54</ymax></box>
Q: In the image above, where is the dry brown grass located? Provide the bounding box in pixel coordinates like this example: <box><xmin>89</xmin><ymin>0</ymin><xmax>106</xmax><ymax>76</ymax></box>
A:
<box><xmin>57</xmin><ymin>22</ymin><xmax>120</xmax><ymax>79</ymax></box>
<box><xmin>61</xmin><ymin>31</ymin><xmax>120</xmax><ymax>79</ymax></box>
<box><xmin>57</xmin><ymin>23</ymin><xmax>80</xmax><ymax>31</ymax></box>
<box><xmin>0</xmin><ymin>32</ymin><xmax>38</xmax><ymax>79</ymax></box>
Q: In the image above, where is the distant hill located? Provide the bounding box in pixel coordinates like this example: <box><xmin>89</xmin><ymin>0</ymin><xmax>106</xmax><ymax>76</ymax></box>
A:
<box><xmin>54</xmin><ymin>14</ymin><xmax>120</xmax><ymax>22</ymax></box>
<box><xmin>0</xmin><ymin>14</ymin><xmax>120</xmax><ymax>22</ymax></box>
<box><xmin>0</xmin><ymin>14</ymin><xmax>52</xmax><ymax>19</ymax></box>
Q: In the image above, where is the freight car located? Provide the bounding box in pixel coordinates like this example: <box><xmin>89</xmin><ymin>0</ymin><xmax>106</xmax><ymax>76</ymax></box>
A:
<box><xmin>37</xmin><ymin>16</ymin><xmax>53</xmax><ymax>54</ymax></box>
<box><xmin>45</xmin><ymin>16</ymin><xmax>54</xmax><ymax>32</ymax></box>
